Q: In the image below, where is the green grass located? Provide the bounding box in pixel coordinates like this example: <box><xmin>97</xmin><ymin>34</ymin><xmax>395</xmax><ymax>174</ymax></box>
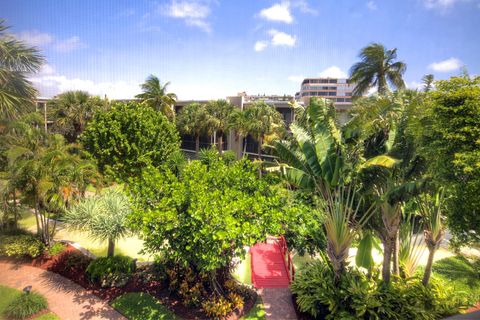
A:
<box><xmin>242</xmin><ymin>297</ymin><xmax>265</xmax><ymax>320</ymax></box>
<box><xmin>0</xmin><ymin>286</ymin><xmax>59</xmax><ymax>320</ymax></box>
<box><xmin>431</xmin><ymin>255</ymin><xmax>480</xmax><ymax>304</ymax></box>
<box><xmin>233</xmin><ymin>253</ymin><xmax>252</xmax><ymax>285</ymax></box>
<box><xmin>111</xmin><ymin>292</ymin><xmax>177</xmax><ymax>320</ymax></box>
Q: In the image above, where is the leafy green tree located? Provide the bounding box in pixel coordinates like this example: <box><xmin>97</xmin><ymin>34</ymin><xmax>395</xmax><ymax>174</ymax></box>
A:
<box><xmin>417</xmin><ymin>75</ymin><xmax>480</xmax><ymax>247</ymax></box>
<box><xmin>176</xmin><ymin>103</ymin><xmax>209</xmax><ymax>153</ymax></box>
<box><xmin>0</xmin><ymin>20</ymin><xmax>44</xmax><ymax>119</ymax></box>
<box><xmin>205</xmin><ymin>99</ymin><xmax>235</xmax><ymax>152</ymax></box>
<box><xmin>128</xmin><ymin>153</ymin><xmax>284</xmax><ymax>289</ymax></box>
<box><xmin>49</xmin><ymin>90</ymin><xmax>106</xmax><ymax>142</ymax></box>
<box><xmin>65</xmin><ymin>190</ymin><xmax>131</xmax><ymax>257</ymax></box>
<box><xmin>135</xmin><ymin>74</ymin><xmax>177</xmax><ymax>119</ymax></box>
<box><xmin>349</xmin><ymin>43</ymin><xmax>406</xmax><ymax>96</ymax></box>
<box><xmin>244</xmin><ymin>101</ymin><xmax>284</xmax><ymax>159</ymax></box>
<box><xmin>81</xmin><ymin>102</ymin><xmax>180</xmax><ymax>181</ymax></box>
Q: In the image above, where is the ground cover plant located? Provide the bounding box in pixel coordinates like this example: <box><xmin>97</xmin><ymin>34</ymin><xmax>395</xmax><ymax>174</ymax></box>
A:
<box><xmin>111</xmin><ymin>292</ymin><xmax>177</xmax><ymax>320</ymax></box>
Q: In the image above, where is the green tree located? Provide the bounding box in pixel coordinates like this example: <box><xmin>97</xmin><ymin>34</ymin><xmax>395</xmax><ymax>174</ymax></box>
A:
<box><xmin>422</xmin><ymin>74</ymin><xmax>434</xmax><ymax>92</ymax></box>
<box><xmin>417</xmin><ymin>75</ymin><xmax>480</xmax><ymax>246</ymax></box>
<box><xmin>128</xmin><ymin>153</ymin><xmax>284</xmax><ymax>289</ymax></box>
<box><xmin>81</xmin><ymin>102</ymin><xmax>180</xmax><ymax>181</ymax></box>
<box><xmin>349</xmin><ymin>43</ymin><xmax>406</xmax><ymax>96</ymax></box>
<box><xmin>176</xmin><ymin>103</ymin><xmax>209</xmax><ymax>153</ymax></box>
<box><xmin>205</xmin><ymin>99</ymin><xmax>235</xmax><ymax>152</ymax></box>
<box><xmin>0</xmin><ymin>20</ymin><xmax>44</xmax><ymax>119</ymax></box>
<box><xmin>65</xmin><ymin>190</ymin><xmax>131</xmax><ymax>257</ymax></box>
<box><xmin>135</xmin><ymin>74</ymin><xmax>177</xmax><ymax>119</ymax></box>
<box><xmin>229</xmin><ymin>108</ymin><xmax>250</xmax><ymax>155</ymax></box>
<box><xmin>49</xmin><ymin>90</ymin><xmax>106</xmax><ymax>142</ymax></box>
<box><xmin>244</xmin><ymin>101</ymin><xmax>284</xmax><ymax>159</ymax></box>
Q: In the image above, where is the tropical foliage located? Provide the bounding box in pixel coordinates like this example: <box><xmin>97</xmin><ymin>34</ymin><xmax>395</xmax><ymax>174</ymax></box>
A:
<box><xmin>135</xmin><ymin>74</ymin><xmax>177</xmax><ymax>119</ymax></box>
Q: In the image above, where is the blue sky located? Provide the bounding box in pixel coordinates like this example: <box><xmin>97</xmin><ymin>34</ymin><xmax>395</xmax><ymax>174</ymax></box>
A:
<box><xmin>2</xmin><ymin>0</ymin><xmax>480</xmax><ymax>99</ymax></box>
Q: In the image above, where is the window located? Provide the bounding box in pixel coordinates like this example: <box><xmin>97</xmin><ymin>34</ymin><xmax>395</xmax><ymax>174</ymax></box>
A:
<box><xmin>345</xmin><ymin>98</ymin><xmax>352</xmax><ymax>102</ymax></box>
<box><xmin>337</xmin><ymin>98</ymin><xmax>345</xmax><ymax>102</ymax></box>
<box><xmin>328</xmin><ymin>92</ymin><xmax>336</xmax><ymax>96</ymax></box>
<box><xmin>328</xmin><ymin>79</ymin><xmax>337</xmax><ymax>83</ymax></box>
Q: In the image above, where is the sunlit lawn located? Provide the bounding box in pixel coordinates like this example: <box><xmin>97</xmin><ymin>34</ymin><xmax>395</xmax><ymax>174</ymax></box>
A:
<box><xmin>111</xmin><ymin>292</ymin><xmax>177</xmax><ymax>320</ymax></box>
<box><xmin>18</xmin><ymin>209</ymin><xmax>152</xmax><ymax>261</ymax></box>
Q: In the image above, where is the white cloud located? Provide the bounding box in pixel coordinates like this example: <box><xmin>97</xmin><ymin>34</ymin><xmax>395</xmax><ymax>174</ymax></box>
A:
<box><xmin>288</xmin><ymin>75</ymin><xmax>304</xmax><ymax>82</ymax></box>
<box><xmin>54</xmin><ymin>36</ymin><xmax>85</xmax><ymax>53</ymax></box>
<box><xmin>423</xmin><ymin>0</ymin><xmax>465</xmax><ymax>11</ymax></box>
<box><xmin>30</xmin><ymin>75</ymin><xmax>141</xmax><ymax>99</ymax></box>
<box><xmin>428</xmin><ymin>57</ymin><xmax>462</xmax><ymax>72</ymax></box>
<box><xmin>367</xmin><ymin>1</ymin><xmax>378</xmax><ymax>10</ymax></box>
<box><xmin>162</xmin><ymin>0</ymin><xmax>212</xmax><ymax>32</ymax></box>
<box><xmin>268</xmin><ymin>29</ymin><xmax>296</xmax><ymax>46</ymax></box>
<box><xmin>16</xmin><ymin>30</ymin><xmax>53</xmax><ymax>46</ymax></box>
<box><xmin>254</xmin><ymin>41</ymin><xmax>268</xmax><ymax>52</ymax></box>
<box><xmin>259</xmin><ymin>2</ymin><xmax>293</xmax><ymax>23</ymax></box>
<box><xmin>39</xmin><ymin>64</ymin><xmax>55</xmax><ymax>75</ymax></box>
<box><xmin>291</xmin><ymin>0</ymin><xmax>318</xmax><ymax>15</ymax></box>
<box><xmin>318</xmin><ymin>66</ymin><xmax>348</xmax><ymax>78</ymax></box>
<box><xmin>408</xmin><ymin>81</ymin><xmax>424</xmax><ymax>90</ymax></box>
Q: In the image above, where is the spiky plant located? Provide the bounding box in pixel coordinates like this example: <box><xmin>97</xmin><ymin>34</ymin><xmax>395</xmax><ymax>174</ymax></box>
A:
<box><xmin>399</xmin><ymin>216</ymin><xmax>425</xmax><ymax>278</ymax></box>
<box><xmin>135</xmin><ymin>74</ymin><xmax>177</xmax><ymax>119</ymax></box>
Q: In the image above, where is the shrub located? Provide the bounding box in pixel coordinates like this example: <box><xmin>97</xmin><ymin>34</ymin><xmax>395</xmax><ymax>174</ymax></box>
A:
<box><xmin>0</xmin><ymin>234</ymin><xmax>45</xmax><ymax>258</ymax></box>
<box><xmin>202</xmin><ymin>296</ymin><xmax>233</xmax><ymax>319</ymax></box>
<box><xmin>47</xmin><ymin>242</ymin><xmax>66</xmax><ymax>256</ymax></box>
<box><xmin>228</xmin><ymin>292</ymin><xmax>244</xmax><ymax>310</ymax></box>
<box><xmin>5</xmin><ymin>292</ymin><xmax>48</xmax><ymax>319</ymax></box>
<box><xmin>86</xmin><ymin>255</ymin><xmax>134</xmax><ymax>288</ymax></box>
<box><xmin>62</xmin><ymin>251</ymin><xmax>92</xmax><ymax>272</ymax></box>
<box><xmin>291</xmin><ymin>259</ymin><xmax>469</xmax><ymax>320</ymax></box>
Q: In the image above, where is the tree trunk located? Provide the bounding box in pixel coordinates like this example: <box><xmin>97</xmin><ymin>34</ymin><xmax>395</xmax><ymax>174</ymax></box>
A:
<box><xmin>195</xmin><ymin>135</ymin><xmax>200</xmax><ymax>154</ymax></box>
<box><xmin>107</xmin><ymin>238</ymin><xmax>115</xmax><ymax>257</ymax></box>
<box><xmin>12</xmin><ymin>190</ymin><xmax>18</xmax><ymax>229</ymax></box>
<box><xmin>392</xmin><ymin>231</ymin><xmax>400</xmax><ymax>278</ymax></box>
<box><xmin>422</xmin><ymin>247</ymin><xmax>435</xmax><ymax>286</ymax></box>
<box><xmin>382</xmin><ymin>238</ymin><xmax>393</xmax><ymax>283</ymax></box>
<box><xmin>34</xmin><ymin>206</ymin><xmax>40</xmax><ymax>238</ymax></box>
<box><xmin>243</xmin><ymin>136</ymin><xmax>247</xmax><ymax>156</ymax></box>
<box><xmin>218</xmin><ymin>133</ymin><xmax>223</xmax><ymax>153</ymax></box>
<box><xmin>257</xmin><ymin>136</ymin><xmax>263</xmax><ymax>160</ymax></box>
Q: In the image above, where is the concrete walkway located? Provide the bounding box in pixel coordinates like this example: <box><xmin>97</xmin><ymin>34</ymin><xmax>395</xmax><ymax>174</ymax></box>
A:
<box><xmin>0</xmin><ymin>261</ymin><xmax>126</xmax><ymax>320</ymax></box>
<box><xmin>258</xmin><ymin>288</ymin><xmax>297</xmax><ymax>320</ymax></box>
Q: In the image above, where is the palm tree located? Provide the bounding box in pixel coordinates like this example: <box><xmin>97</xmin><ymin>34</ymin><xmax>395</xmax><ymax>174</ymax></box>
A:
<box><xmin>205</xmin><ymin>100</ymin><xmax>234</xmax><ymax>153</ymax></box>
<box><xmin>49</xmin><ymin>91</ymin><xmax>104</xmax><ymax>142</ymax></box>
<box><xmin>176</xmin><ymin>103</ymin><xmax>209</xmax><ymax>153</ymax></box>
<box><xmin>349</xmin><ymin>43</ymin><xmax>406</xmax><ymax>96</ymax></box>
<box><xmin>0</xmin><ymin>20</ymin><xmax>44</xmax><ymax>119</ymax></box>
<box><xmin>244</xmin><ymin>102</ymin><xmax>284</xmax><ymax>159</ymax></box>
<box><xmin>65</xmin><ymin>190</ymin><xmax>131</xmax><ymax>257</ymax></box>
<box><xmin>229</xmin><ymin>108</ymin><xmax>250</xmax><ymax>156</ymax></box>
<box><xmin>135</xmin><ymin>75</ymin><xmax>177</xmax><ymax>119</ymax></box>
<box><xmin>422</xmin><ymin>74</ymin><xmax>434</xmax><ymax>92</ymax></box>
<box><xmin>418</xmin><ymin>189</ymin><xmax>445</xmax><ymax>286</ymax></box>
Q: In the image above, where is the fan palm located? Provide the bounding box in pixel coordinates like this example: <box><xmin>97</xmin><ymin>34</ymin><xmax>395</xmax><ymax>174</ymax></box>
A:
<box><xmin>49</xmin><ymin>90</ymin><xmax>104</xmax><ymax>142</ymax></box>
<box><xmin>135</xmin><ymin>74</ymin><xmax>177</xmax><ymax>119</ymax></box>
<box><xmin>244</xmin><ymin>101</ymin><xmax>284</xmax><ymax>159</ymax></box>
<box><xmin>176</xmin><ymin>103</ymin><xmax>209</xmax><ymax>153</ymax></box>
<box><xmin>0</xmin><ymin>20</ymin><xmax>44</xmax><ymax>119</ymax></box>
<box><xmin>418</xmin><ymin>189</ymin><xmax>445</xmax><ymax>285</ymax></box>
<box><xmin>205</xmin><ymin>99</ymin><xmax>234</xmax><ymax>152</ymax></box>
<box><xmin>422</xmin><ymin>74</ymin><xmax>434</xmax><ymax>92</ymax></box>
<box><xmin>65</xmin><ymin>190</ymin><xmax>131</xmax><ymax>257</ymax></box>
<box><xmin>349</xmin><ymin>43</ymin><xmax>406</xmax><ymax>96</ymax></box>
<box><xmin>229</xmin><ymin>108</ymin><xmax>250</xmax><ymax>155</ymax></box>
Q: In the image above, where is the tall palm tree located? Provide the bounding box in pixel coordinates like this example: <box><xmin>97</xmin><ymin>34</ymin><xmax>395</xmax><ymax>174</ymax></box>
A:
<box><xmin>176</xmin><ymin>103</ymin><xmax>209</xmax><ymax>153</ymax></box>
<box><xmin>0</xmin><ymin>20</ymin><xmax>44</xmax><ymax>119</ymax></box>
<box><xmin>422</xmin><ymin>74</ymin><xmax>434</xmax><ymax>92</ymax></box>
<box><xmin>65</xmin><ymin>190</ymin><xmax>131</xmax><ymax>257</ymax></box>
<box><xmin>49</xmin><ymin>90</ymin><xmax>104</xmax><ymax>142</ymax></box>
<box><xmin>205</xmin><ymin>99</ymin><xmax>234</xmax><ymax>153</ymax></box>
<box><xmin>229</xmin><ymin>108</ymin><xmax>250</xmax><ymax>156</ymax></box>
<box><xmin>244</xmin><ymin>101</ymin><xmax>284</xmax><ymax>159</ymax></box>
<box><xmin>349</xmin><ymin>43</ymin><xmax>406</xmax><ymax>96</ymax></box>
<box><xmin>135</xmin><ymin>75</ymin><xmax>177</xmax><ymax>119</ymax></box>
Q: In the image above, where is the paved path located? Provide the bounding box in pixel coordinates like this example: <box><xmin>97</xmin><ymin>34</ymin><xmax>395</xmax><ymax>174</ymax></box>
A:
<box><xmin>251</xmin><ymin>242</ymin><xmax>290</xmax><ymax>288</ymax></box>
<box><xmin>258</xmin><ymin>288</ymin><xmax>297</xmax><ymax>320</ymax></box>
<box><xmin>0</xmin><ymin>261</ymin><xmax>126</xmax><ymax>320</ymax></box>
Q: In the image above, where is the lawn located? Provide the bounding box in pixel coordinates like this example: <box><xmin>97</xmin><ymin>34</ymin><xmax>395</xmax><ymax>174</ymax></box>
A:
<box><xmin>0</xmin><ymin>286</ymin><xmax>59</xmax><ymax>320</ymax></box>
<box><xmin>111</xmin><ymin>292</ymin><xmax>177</xmax><ymax>320</ymax></box>
<box><xmin>242</xmin><ymin>297</ymin><xmax>265</xmax><ymax>320</ymax></box>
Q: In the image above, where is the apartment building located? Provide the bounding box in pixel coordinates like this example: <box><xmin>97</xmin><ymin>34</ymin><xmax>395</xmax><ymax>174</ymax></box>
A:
<box><xmin>295</xmin><ymin>77</ymin><xmax>356</xmax><ymax>124</ymax></box>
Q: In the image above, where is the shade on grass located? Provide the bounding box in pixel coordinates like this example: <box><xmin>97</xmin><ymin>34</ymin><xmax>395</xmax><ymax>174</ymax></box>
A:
<box><xmin>111</xmin><ymin>292</ymin><xmax>176</xmax><ymax>320</ymax></box>
<box><xmin>0</xmin><ymin>285</ymin><xmax>59</xmax><ymax>320</ymax></box>
<box><xmin>242</xmin><ymin>297</ymin><xmax>266</xmax><ymax>320</ymax></box>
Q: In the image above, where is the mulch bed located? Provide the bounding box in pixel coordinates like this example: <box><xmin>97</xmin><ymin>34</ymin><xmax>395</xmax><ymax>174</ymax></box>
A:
<box><xmin>29</xmin><ymin>245</ymin><xmax>256</xmax><ymax>320</ymax></box>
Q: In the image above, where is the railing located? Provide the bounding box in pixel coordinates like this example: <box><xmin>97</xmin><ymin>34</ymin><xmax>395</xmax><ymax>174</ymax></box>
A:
<box><xmin>275</xmin><ymin>235</ymin><xmax>295</xmax><ymax>283</ymax></box>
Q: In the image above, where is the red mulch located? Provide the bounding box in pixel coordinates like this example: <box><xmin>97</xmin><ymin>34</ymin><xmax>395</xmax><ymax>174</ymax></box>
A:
<box><xmin>29</xmin><ymin>245</ymin><xmax>256</xmax><ymax>320</ymax></box>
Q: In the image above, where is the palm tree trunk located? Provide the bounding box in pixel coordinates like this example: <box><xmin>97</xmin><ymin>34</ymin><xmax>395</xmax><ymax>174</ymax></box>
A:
<box><xmin>422</xmin><ymin>247</ymin><xmax>435</xmax><ymax>286</ymax></box>
<box><xmin>392</xmin><ymin>231</ymin><xmax>400</xmax><ymax>278</ymax></box>
<box><xmin>218</xmin><ymin>133</ymin><xmax>223</xmax><ymax>153</ymax></box>
<box><xmin>195</xmin><ymin>135</ymin><xmax>200</xmax><ymax>153</ymax></box>
<box><xmin>257</xmin><ymin>136</ymin><xmax>263</xmax><ymax>160</ymax></box>
<box><xmin>12</xmin><ymin>190</ymin><xmax>18</xmax><ymax>229</ymax></box>
<box><xmin>243</xmin><ymin>136</ymin><xmax>247</xmax><ymax>156</ymax></box>
<box><xmin>382</xmin><ymin>238</ymin><xmax>393</xmax><ymax>283</ymax></box>
<box><xmin>34</xmin><ymin>205</ymin><xmax>40</xmax><ymax>238</ymax></box>
<box><xmin>107</xmin><ymin>238</ymin><xmax>115</xmax><ymax>257</ymax></box>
